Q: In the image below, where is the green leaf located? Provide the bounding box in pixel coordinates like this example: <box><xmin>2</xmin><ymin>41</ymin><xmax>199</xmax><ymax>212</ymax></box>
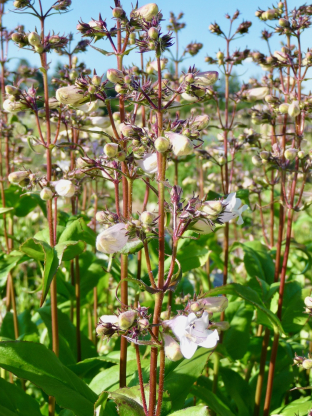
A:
<box><xmin>206</xmin><ymin>283</ymin><xmax>283</xmax><ymax>332</ymax></box>
<box><xmin>0</xmin><ymin>251</ymin><xmax>28</xmax><ymax>288</ymax></box>
<box><xmin>90</xmin><ymin>44</ymin><xmax>114</xmax><ymax>56</ymax></box>
<box><xmin>0</xmin><ymin>377</ymin><xmax>42</xmax><ymax>416</ymax></box>
<box><xmin>38</xmin><ymin>306</ymin><xmax>96</xmax><ymax>363</ymax></box>
<box><xmin>119</xmin><ymin>239</ymin><xmax>143</xmax><ymax>255</ymax></box>
<box><xmin>223</xmin><ymin>301</ymin><xmax>253</xmax><ymax>360</ymax></box>
<box><xmin>20</xmin><ymin>238</ymin><xmax>59</xmax><ymax>306</ymax></box>
<box><xmin>190</xmin><ymin>385</ymin><xmax>235</xmax><ymax>416</ymax></box>
<box><xmin>272</xmin><ymin>396</ymin><xmax>312</xmax><ymax>415</ymax></box>
<box><xmin>0</xmin><ymin>341</ymin><xmax>97</xmax><ymax>416</ymax></box>
<box><xmin>164</xmin><ymin>348</ymin><xmax>212</xmax><ymax>411</ymax></box>
<box><xmin>220</xmin><ymin>367</ymin><xmax>253</xmax><ymax>416</ymax></box>
<box><xmin>58</xmin><ymin>218</ymin><xmax>96</xmax><ymax>246</ymax></box>
<box><xmin>55</xmin><ymin>240</ymin><xmax>86</xmax><ymax>262</ymax></box>
<box><xmin>231</xmin><ymin>241</ymin><xmax>275</xmax><ymax>284</ymax></box>
<box><xmin>106</xmin><ymin>392</ymin><xmax>145</xmax><ymax>416</ymax></box>
<box><xmin>280</xmin><ymin>284</ymin><xmax>309</xmax><ymax>333</ymax></box>
<box><xmin>169</xmin><ymin>406</ymin><xmax>209</xmax><ymax>416</ymax></box>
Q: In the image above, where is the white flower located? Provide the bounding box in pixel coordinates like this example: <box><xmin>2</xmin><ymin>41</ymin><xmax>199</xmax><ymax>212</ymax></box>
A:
<box><xmin>191</xmin><ymin>220</ymin><xmax>215</xmax><ymax>235</ymax></box>
<box><xmin>218</xmin><ymin>192</ymin><xmax>248</xmax><ymax>225</ymax></box>
<box><xmin>3</xmin><ymin>99</ymin><xmax>28</xmax><ymax>113</ymax></box>
<box><xmin>136</xmin><ymin>153</ymin><xmax>158</xmax><ymax>174</ymax></box>
<box><xmin>56</xmin><ymin>160</ymin><xmax>71</xmax><ymax>172</ymax></box>
<box><xmin>149</xmin><ymin>59</ymin><xmax>167</xmax><ymax>71</ymax></box>
<box><xmin>181</xmin><ymin>93</ymin><xmax>198</xmax><ymax>102</ymax></box>
<box><xmin>131</xmin><ymin>3</ymin><xmax>159</xmax><ymax>20</ymax></box>
<box><xmin>164</xmin><ymin>312</ymin><xmax>219</xmax><ymax>359</ymax></box>
<box><xmin>194</xmin><ymin>71</ymin><xmax>219</xmax><ymax>86</ymax></box>
<box><xmin>96</xmin><ymin>223</ymin><xmax>129</xmax><ymax>254</ymax></box>
<box><xmin>99</xmin><ymin>315</ymin><xmax>119</xmax><ymax>324</ymax></box>
<box><xmin>165</xmin><ymin>132</ymin><xmax>193</xmax><ymax>157</ymax></box>
<box><xmin>55</xmin><ymin>179</ymin><xmax>75</xmax><ymax>197</ymax></box>
<box><xmin>90</xmin><ymin>116</ymin><xmax>110</xmax><ymax>128</ymax></box>
<box><xmin>76</xmin><ymin>100</ymin><xmax>99</xmax><ymax>113</ymax></box>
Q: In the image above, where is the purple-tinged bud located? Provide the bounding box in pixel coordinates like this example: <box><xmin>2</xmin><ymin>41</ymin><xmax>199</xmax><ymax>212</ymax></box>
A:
<box><xmin>40</xmin><ymin>187</ymin><xmax>53</xmax><ymax>201</ymax></box>
<box><xmin>107</xmin><ymin>68</ymin><xmax>124</xmax><ymax>84</ymax></box>
<box><xmin>298</xmin><ymin>151</ymin><xmax>305</xmax><ymax>159</ymax></box>
<box><xmin>155</xmin><ymin>136</ymin><xmax>170</xmax><ymax>153</ymax></box>
<box><xmin>138</xmin><ymin>318</ymin><xmax>149</xmax><ymax>329</ymax></box>
<box><xmin>104</xmin><ymin>143</ymin><xmax>119</xmax><ymax>158</ymax></box>
<box><xmin>3</xmin><ymin>99</ymin><xmax>28</xmax><ymax>113</ymax></box>
<box><xmin>185</xmin><ymin>73</ymin><xmax>195</xmax><ymax>84</ymax></box>
<box><xmin>194</xmin><ymin>71</ymin><xmax>219</xmax><ymax>86</ymax></box>
<box><xmin>192</xmin><ymin>114</ymin><xmax>210</xmax><ymax>130</ymax></box>
<box><xmin>116</xmin><ymin>151</ymin><xmax>126</xmax><ymax>162</ymax></box>
<box><xmin>118</xmin><ymin>310</ymin><xmax>138</xmax><ymax>330</ymax></box>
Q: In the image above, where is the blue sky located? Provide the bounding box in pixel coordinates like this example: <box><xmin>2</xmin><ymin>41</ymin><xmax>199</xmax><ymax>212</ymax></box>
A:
<box><xmin>3</xmin><ymin>0</ymin><xmax>309</xmax><ymax>84</ymax></box>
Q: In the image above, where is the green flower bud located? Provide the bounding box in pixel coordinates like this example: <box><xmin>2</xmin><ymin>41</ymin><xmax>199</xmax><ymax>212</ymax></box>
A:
<box><xmin>288</xmin><ymin>101</ymin><xmax>300</xmax><ymax>117</ymax></box>
<box><xmin>107</xmin><ymin>68</ymin><xmax>124</xmax><ymax>84</ymax></box>
<box><xmin>260</xmin><ymin>151</ymin><xmax>270</xmax><ymax>160</ymax></box>
<box><xmin>154</xmin><ymin>136</ymin><xmax>170</xmax><ymax>152</ymax></box>
<box><xmin>118</xmin><ymin>310</ymin><xmax>138</xmax><ymax>330</ymax></box>
<box><xmin>279</xmin><ymin>18</ymin><xmax>290</xmax><ymax>27</ymax></box>
<box><xmin>104</xmin><ymin>143</ymin><xmax>119</xmax><ymax>158</ymax></box>
<box><xmin>40</xmin><ymin>187</ymin><xmax>54</xmax><ymax>201</ymax></box>
<box><xmin>28</xmin><ymin>31</ymin><xmax>41</xmax><ymax>46</ymax></box>
<box><xmin>284</xmin><ymin>148</ymin><xmax>297</xmax><ymax>161</ymax></box>
<box><xmin>279</xmin><ymin>103</ymin><xmax>289</xmax><ymax>114</ymax></box>
<box><xmin>140</xmin><ymin>211</ymin><xmax>155</xmax><ymax>224</ymax></box>
<box><xmin>252</xmin><ymin>155</ymin><xmax>262</xmax><ymax>167</ymax></box>
<box><xmin>56</xmin><ymin>85</ymin><xmax>86</xmax><ymax>106</ymax></box>
<box><xmin>8</xmin><ymin>170</ymin><xmax>29</xmax><ymax>184</ymax></box>
<box><xmin>5</xmin><ymin>85</ymin><xmax>20</xmax><ymax>95</ymax></box>
<box><xmin>116</xmin><ymin>151</ymin><xmax>126</xmax><ymax>162</ymax></box>
<box><xmin>3</xmin><ymin>99</ymin><xmax>28</xmax><ymax>113</ymax></box>
<box><xmin>298</xmin><ymin>151</ymin><xmax>305</xmax><ymax>159</ymax></box>
<box><xmin>148</xmin><ymin>27</ymin><xmax>159</xmax><ymax>39</ymax></box>
<box><xmin>112</xmin><ymin>7</ymin><xmax>125</xmax><ymax>18</ymax></box>
<box><xmin>131</xmin><ymin>3</ymin><xmax>159</xmax><ymax>21</ymax></box>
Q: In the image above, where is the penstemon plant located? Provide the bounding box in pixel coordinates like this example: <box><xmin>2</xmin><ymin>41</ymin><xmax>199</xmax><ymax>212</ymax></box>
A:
<box><xmin>1</xmin><ymin>1</ymin><xmax>312</xmax><ymax>416</ymax></box>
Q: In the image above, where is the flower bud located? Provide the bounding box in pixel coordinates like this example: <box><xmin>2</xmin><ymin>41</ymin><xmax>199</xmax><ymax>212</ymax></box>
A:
<box><xmin>104</xmin><ymin>143</ymin><xmax>119</xmax><ymax>158</ymax></box>
<box><xmin>92</xmin><ymin>74</ymin><xmax>102</xmax><ymax>86</ymax></box>
<box><xmin>284</xmin><ymin>148</ymin><xmax>297</xmax><ymax>161</ymax></box>
<box><xmin>211</xmin><ymin>321</ymin><xmax>230</xmax><ymax>331</ymax></box>
<box><xmin>165</xmin><ymin>131</ymin><xmax>193</xmax><ymax>157</ymax></box>
<box><xmin>160</xmin><ymin>311</ymin><xmax>170</xmax><ymax>320</ymax></box>
<box><xmin>118</xmin><ymin>310</ymin><xmax>138</xmax><ymax>330</ymax></box>
<box><xmin>260</xmin><ymin>151</ymin><xmax>270</xmax><ymax>160</ymax></box>
<box><xmin>305</xmin><ymin>297</ymin><xmax>312</xmax><ymax>308</ymax></box>
<box><xmin>279</xmin><ymin>18</ymin><xmax>289</xmax><ymax>27</ymax></box>
<box><xmin>302</xmin><ymin>359</ymin><xmax>312</xmax><ymax>370</ymax></box>
<box><xmin>120</xmin><ymin>123</ymin><xmax>138</xmax><ymax>137</ymax></box>
<box><xmin>131</xmin><ymin>3</ymin><xmax>159</xmax><ymax>21</ymax></box>
<box><xmin>136</xmin><ymin>153</ymin><xmax>158</xmax><ymax>174</ymax></box>
<box><xmin>55</xmin><ymin>179</ymin><xmax>75</xmax><ymax>197</ymax></box>
<box><xmin>279</xmin><ymin>103</ymin><xmax>289</xmax><ymax>114</ymax></box>
<box><xmin>194</xmin><ymin>71</ymin><xmax>219</xmax><ymax>86</ymax></box>
<box><xmin>192</xmin><ymin>114</ymin><xmax>210</xmax><ymax>130</ymax></box>
<box><xmin>112</xmin><ymin>7</ymin><xmax>125</xmax><ymax>18</ymax></box>
<box><xmin>107</xmin><ymin>68</ymin><xmax>124</xmax><ymax>84</ymax></box>
<box><xmin>40</xmin><ymin>187</ymin><xmax>53</xmax><ymax>201</ymax></box>
<box><xmin>116</xmin><ymin>151</ymin><xmax>127</xmax><ymax>162</ymax></box>
<box><xmin>3</xmin><ymin>99</ymin><xmax>28</xmax><ymax>113</ymax></box>
<box><xmin>8</xmin><ymin>170</ymin><xmax>29</xmax><ymax>184</ymax></box>
<box><xmin>196</xmin><ymin>296</ymin><xmax>228</xmax><ymax>313</ymax></box>
<box><xmin>96</xmin><ymin>223</ymin><xmax>129</xmax><ymax>254</ymax></box>
<box><xmin>140</xmin><ymin>211</ymin><xmax>155</xmax><ymax>224</ymax></box>
<box><xmin>56</xmin><ymin>85</ymin><xmax>86</xmax><ymax>106</ymax></box>
<box><xmin>95</xmin><ymin>211</ymin><xmax>106</xmax><ymax>223</ymax></box>
<box><xmin>138</xmin><ymin>318</ymin><xmax>149</xmax><ymax>329</ymax></box>
<box><xmin>288</xmin><ymin>101</ymin><xmax>300</xmax><ymax>117</ymax></box>
<box><xmin>5</xmin><ymin>85</ymin><xmax>20</xmax><ymax>95</ymax></box>
<box><xmin>155</xmin><ymin>136</ymin><xmax>170</xmax><ymax>153</ymax></box>
<box><xmin>148</xmin><ymin>27</ymin><xmax>159</xmax><ymax>39</ymax></box>
<box><xmin>163</xmin><ymin>334</ymin><xmax>183</xmax><ymax>361</ymax></box>
<box><xmin>190</xmin><ymin>302</ymin><xmax>201</xmax><ymax>312</ymax></box>
<box><xmin>201</xmin><ymin>200</ymin><xmax>223</xmax><ymax>219</ymax></box>
<box><xmin>28</xmin><ymin>31</ymin><xmax>41</xmax><ymax>46</ymax></box>
<box><xmin>247</xmin><ymin>87</ymin><xmax>269</xmax><ymax>101</ymax></box>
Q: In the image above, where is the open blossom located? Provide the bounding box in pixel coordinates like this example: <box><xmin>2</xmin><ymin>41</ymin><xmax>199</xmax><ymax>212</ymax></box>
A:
<box><xmin>164</xmin><ymin>312</ymin><xmax>219</xmax><ymax>359</ymax></box>
<box><xmin>96</xmin><ymin>223</ymin><xmax>129</xmax><ymax>254</ymax></box>
<box><xmin>55</xmin><ymin>179</ymin><xmax>75</xmax><ymax>197</ymax></box>
<box><xmin>191</xmin><ymin>220</ymin><xmax>215</xmax><ymax>235</ymax></box>
<box><xmin>218</xmin><ymin>192</ymin><xmax>248</xmax><ymax>225</ymax></box>
<box><xmin>136</xmin><ymin>153</ymin><xmax>158</xmax><ymax>174</ymax></box>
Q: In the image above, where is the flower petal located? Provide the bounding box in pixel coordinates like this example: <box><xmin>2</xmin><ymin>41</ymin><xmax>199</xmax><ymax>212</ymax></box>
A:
<box><xmin>198</xmin><ymin>329</ymin><xmax>219</xmax><ymax>349</ymax></box>
<box><xmin>180</xmin><ymin>336</ymin><xmax>198</xmax><ymax>359</ymax></box>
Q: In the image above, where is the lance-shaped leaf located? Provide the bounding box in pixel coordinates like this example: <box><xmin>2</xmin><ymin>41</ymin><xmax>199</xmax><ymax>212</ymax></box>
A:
<box><xmin>0</xmin><ymin>377</ymin><xmax>42</xmax><ymax>416</ymax></box>
<box><xmin>0</xmin><ymin>251</ymin><xmax>28</xmax><ymax>288</ymax></box>
<box><xmin>170</xmin><ymin>406</ymin><xmax>210</xmax><ymax>416</ymax></box>
<box><xmin>0</xmin><ymin>341</ymin><xmax>97</xmax><ymax>416</ymax></box>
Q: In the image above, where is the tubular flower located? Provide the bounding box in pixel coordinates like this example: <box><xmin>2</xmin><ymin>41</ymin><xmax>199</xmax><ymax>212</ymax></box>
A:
<box><xmin>96</xmin><ymin>223</ymin><xmax>129</xmax><ymax>254</ymax></box>
<box><xmin>163</xmin><ymin>312</ymin><xmax>219</xmax><ymax>359</ymax></box>
<box><xmin>165</xmin><ymin>132</ymin><xmax>193</xmax><ymax>157</ymax></box>
<box><xmin>218</xmin><ymin>192</ymin><xmax>248</xmax><ymax>225</ymax></box>
<box><xmin>163</xmin><ymin>334</ymin><xmax>183</xmax><ymax>361</ymax></box>
<box><xmin>55</xmin><ymin>179</ymin><xmax>75</xmax><ymax>197</ymax></box>
<box><xmin>136</xmin><ymin>153</ymin><xmax>158</xmax><ymax>174</ymax></box>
